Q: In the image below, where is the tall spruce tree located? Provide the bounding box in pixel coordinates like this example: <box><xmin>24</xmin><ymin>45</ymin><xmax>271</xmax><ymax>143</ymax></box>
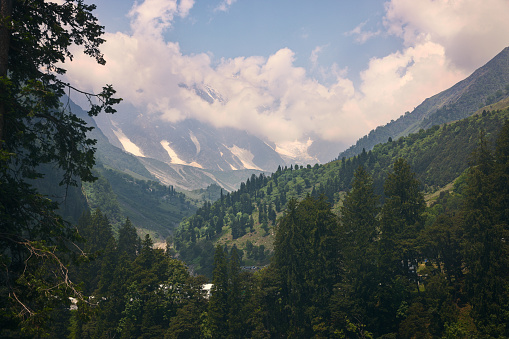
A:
<box><xmin>336</xmin><ymin>165</ymin><xmax>379</xmax><ymax>334</ymax></box>
<box><xmin>76</xmin><ymin>209</ymin><xmax>114</xmax><ymax>295</ymax></box>
<box><xmin>118</xmin><ymin>218</ymin><xmax>140</xmax><ymax>260</ymax></box>
<box><xmin>495</xmin><ymin>121</ymin><xmax>509</xmax><ymax>224</ymax></box>
<box><xmin>227</xmin><ymin>245</ymin><xmax>242</xmax><ymax>339</ymax></box>
<box><xmin>379</xmin><ymin>158</ymin><xmax>425</xmax><ymax>277</ymax></box>
<box><xmin>208</xmin><ymin>244</ymin><xmax>229</xmax><ymax>338</ymax></box>
<box><xmin>377</xmin><ymin>158</ymin><xmax>425</xmax><ymax>336</ymax></box>
<box><xmin>273</xmin><ymin>198</ymin><xmax>308</xmax><ymax>336</ymax></box>
<box><xmin>273</xmin><ymin>195</ymin><xmax>342</xmax><ymax>337</ymax></box>
<box><xmin>462</xmin><ymin>130</ymin><xmax>509</xmax><ymax>336</ymax></box>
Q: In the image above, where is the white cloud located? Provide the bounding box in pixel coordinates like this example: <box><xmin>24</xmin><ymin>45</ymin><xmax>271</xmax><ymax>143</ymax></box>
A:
<box><xmin>346</xmin><ymin>21</ymin><xmax>381</xmax><ymax>44</ymax></box>
<box><xmin>310</xmin><ymin>45</ymin><xmax>329</xmax><ymax>69</ymax></box>
<box><xmin>63</xmin><ymin>0</ymin><xmax>508</xmax><ymax>152</ymax></box>
<box><xmin>384</xmin><ymin>0</ymin><xmax>509</xmax><ymax>71</ymax></box>
<box><xmin>215</xmin><ymin>0</ymin><xmax>237</xmax><ymax>12</ymax></box>
<box><xmin>358</xmin><ymin>40</ymin><xmax>464</xmax><ymax>128</ymax></box>
<box><xmin>129</xmin><ymin>0</ymin><xmax>194</xmax><ymax>36</ymax></box>
<box><xmin>178</xmin><ymin>0</ymin><xmax>194</xmax><ymax>17</ymax></box>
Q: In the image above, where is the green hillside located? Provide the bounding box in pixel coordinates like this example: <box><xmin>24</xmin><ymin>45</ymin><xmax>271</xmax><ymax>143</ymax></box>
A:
<box><xmin>339</xmin><ymin>46</ymin><xmax>509</xmax><ymax>160</ymax></box>
<box><xmin>82</xmin><ymin>165</ymin><xmax>198</xmax><ymax>241</ymax></box>
<box><xmin>68</xmin><ymin>97</ymin><xmax>236</xmax><ymax>240</ymax></box>
<box><xmin>174</xmin><ymin>105</ymin><xmax>509</xmax><ymax>276</ymax></box>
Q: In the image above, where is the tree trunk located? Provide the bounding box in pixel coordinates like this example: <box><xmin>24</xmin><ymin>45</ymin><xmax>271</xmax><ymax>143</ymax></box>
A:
<box><xmin>0</xmin><ymin>0</ymin><xmax>12</xmax><ymax>145</ymax></box>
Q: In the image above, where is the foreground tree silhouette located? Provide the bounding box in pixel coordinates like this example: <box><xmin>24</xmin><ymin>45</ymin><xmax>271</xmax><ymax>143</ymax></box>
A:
<box><xmin>0</xmin><ymin>0</ymin><xmax>120</xmax><ymax>335</ymax></box>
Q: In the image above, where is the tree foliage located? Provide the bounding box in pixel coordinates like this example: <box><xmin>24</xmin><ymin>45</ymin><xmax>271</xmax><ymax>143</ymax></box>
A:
<box><xmin>0</xmin><ymin>0</ymin><xmax>120</xmax><ymax>334</ymax></box>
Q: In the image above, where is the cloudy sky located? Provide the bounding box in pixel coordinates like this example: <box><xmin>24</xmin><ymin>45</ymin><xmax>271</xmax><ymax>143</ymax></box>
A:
<box><xmin>64</xmin><ymin>0</ymin><xmax>509</xmax><ymax>150</ymax></box>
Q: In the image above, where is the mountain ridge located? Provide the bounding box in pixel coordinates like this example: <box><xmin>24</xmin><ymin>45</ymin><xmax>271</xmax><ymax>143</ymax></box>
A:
<box><xmin>339</xmin><ymin>46</ymin><xmax>509</xmax><ymax>160</ymax></box>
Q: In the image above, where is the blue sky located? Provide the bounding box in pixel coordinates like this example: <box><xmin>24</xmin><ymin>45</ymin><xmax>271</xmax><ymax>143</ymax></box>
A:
<box><xmin>65</xmin><ymin>0</ymin><xmax>509</xmax><ymax>152</ymax></box>
<box><xmin>93</xmin><ymin>0</ymin><xmax>399</xmax><ymax>86</ymax></box>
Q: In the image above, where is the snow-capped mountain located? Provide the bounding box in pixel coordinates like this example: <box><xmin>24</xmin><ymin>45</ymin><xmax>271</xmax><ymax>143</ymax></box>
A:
<box><xmin>96</xmin><ymin>112</ymin><xmax>286</xmax><ymax>173</ymax></box>
<box><xmin>88</xmin><ymin>81</ymin><xmax>346</xmax><ymax>190</ymax></box>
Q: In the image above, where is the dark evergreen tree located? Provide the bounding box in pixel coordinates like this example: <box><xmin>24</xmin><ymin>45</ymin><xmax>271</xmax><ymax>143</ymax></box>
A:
<box><xmin>208</xmin><ymin>245</ymin><xmax>229</xmax><ymax>338</ymax></box>
<box><xmin>0</xmin><ymin>1</ymin><xmax>120</xmax><ymax>334</ymax></box>
<box><xmin>76</xmin><ymin>209</ymin><xmax>115</xmax><ymax>295</ymax></box>
<box><xmin>494</xmin><ymin>121</ymin><xmax>509</xmax><ymax>224</ymax></box>
<box><xmin>227</xmin><ymin>245</ymin><xmax>242</xmax><ymax>339</ymax></box>
<box><xmin>379</xmin><ymin>158</ymin><xmax>425</xmax><ymax>277</ymax></box>
<box><xmin>335</xmin><ymin>165</ymin><xmax>379</xmax><ymax>335</ymax></box>
<box><xmin>273</xmin><ymin>195</ymin><xmax>342</xmax><ymax>337</ymax></box>
<box><xmin>462</xmin><ymin>130</ymin><xmax>509</xmax><ymax>336</ymax></box>
<box><xmin>118</xmin><ymin>218</ymin><xmax>140</xmax><ymax>260</ymax></box>
<box><xmin>377</xmin><ymin>158</ymin><xmax>425</xmax><ymax>336</ymax></box>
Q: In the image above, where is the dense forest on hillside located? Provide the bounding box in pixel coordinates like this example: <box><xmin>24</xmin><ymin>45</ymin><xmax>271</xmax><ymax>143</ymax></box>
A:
<box><xmin>16</xmin><ymin>121</ymin><xmax>508</xmax><ymax>338</ymax></box>
<box><xmin>82</xmin><ymin>165</ymin><xmax>197</xmax><ymax>240</ymax></box>
<box><xmin>173</xmin><ymin>107</ymin><xmax>509</xmax><ymax>276</ymax></box>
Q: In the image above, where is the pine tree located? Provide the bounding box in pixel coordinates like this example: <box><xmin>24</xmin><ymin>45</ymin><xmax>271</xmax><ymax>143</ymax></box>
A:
<box><xmin>380</xmin><ymin>158</ymin><xmax>425</xmax><ymax>277</ymax></box>
<box><xmin>273</xmin><ymin>195</ymin><xmax>342</xmax><ymax>337</ymax></box>
<box><xmin>208</xmin><ymin>245</ymin><xmax>229</xmax><ymax>338</ymax></box>
<box><xmin>377</xmin><ymin>158</ymin><xmax>425</xmax><ymax>336</ymax></box>
<box><xmin>227</xmin><ymin>245</ymin><xmax>242</xmax><ymax>339</ymax></box>
<box><xmin>337</xmin><ymin>165</ymin><xmax>379</xmax><ymax>333</ymax></box>
<box><xmin>273</xmin><ymin>198</ymin><xmax>307</xmax><ymax>336</ymax></box>
<box><xmin>462</xmin><ymin>130</ymin><xmax>509</xmax><ymax>336</ymax></box>
<box><xmin>0</xmin><ymin>1</ymin><xmax>120</xmax><ymax>332</ymax></box>
<box><xmin>76</xmin><ymin>209</ymin><xmax>115</xmax><ymax>295</ymax></box>
<box><xmin>494</xmin><ymin>121</ymin><xmax>509</xmax><ymax>225</ymax></box>
<box><xmin>118</xmin><ymin>218</ymin><xmax>140</xmax><ymax>260</ymax></box>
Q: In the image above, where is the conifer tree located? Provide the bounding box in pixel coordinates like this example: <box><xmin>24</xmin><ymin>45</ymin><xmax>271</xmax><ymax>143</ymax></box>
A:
<box><xmin>462</xmin><ymin>130</ymin><xmax>509</xmax><ymax>336</ymax></box>
<box><xmin>337</xmin><ymin>165</ymin><xmax>379</xmax><ymax>333</ymax></box>
<box><xmin>227</xmin><ymin>245</ymin><xmax>242</xmax><ymax>339</ymax></box>
<box><xmin>273</xmin><ymin>198</ymin><xmax>307</xmax><ymax>335</ymax></box>
<box><xmin>273</xmin><ymin>195</ymin><xmax>342</xmax><ymax>337</ymax></box>
<box><xmin>208</xmin><ymin>245</ymin><xmax>229</xmax><ymax>338</ymax></box>
<box><xmin>377</xmin><ymin>158</ymin><xmax>425</xmax><ymax>335</ymax></box>
<box><xmin>0</xmin><ymin>1</ymin><xmax>120</xmax><ymax>332</ymax></box>
<box><xmin>76</xmin><ymin>209</ymin><xmax>114</xmax><ymax>295</ymax></box>
<box><xmin>379</xmin><ymin>158</ymin><xmax>425</xmax><ymax>277</ymax></box>
<box><xmin>118</xmin><ymin>218</ymin><xmax>140</xmax><ymax>260</ymax></box>
<box><xmin>494</xmin><ymin>121</ymin><xmax>509</xmax><ymax>225</ymax></box>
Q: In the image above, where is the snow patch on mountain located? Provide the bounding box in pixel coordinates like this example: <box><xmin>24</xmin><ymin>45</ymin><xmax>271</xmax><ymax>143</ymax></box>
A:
<box><xmin>275</xmin><ymin>139</ymin><xmax>317</xmax><ymax>164</ymax></box>
<box><xmin>112</xmin><ymin>126</ymin><xmax>145</xmax><ymax>157</ymax></box>
<box><xmin>188</xmin><ymin>161</ymin><xmax>203</xmax><ymax>168</ymax></box>
<box><xmin>226</xmin><ymin>161</ymin><xmax>238</xmax><ymax>170</ymax></box>
<box><xmin>160</xmin><ymin>140</ymin><xmax>186</xmax><ymax>165</ymax></box>
<box><xmin>160</xmin><ymin>140</ymin><xmax>203</xmax><ymax>168</ymax></box>
<box><xmin>226</xmin><ymin>145</ymin><xmax>263</xmax><ymax>171</ymax></box>
<box><xmin>189</xmin><ymin>131</ymin><xmax>201</xmax><ymax>155</ymax></box>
